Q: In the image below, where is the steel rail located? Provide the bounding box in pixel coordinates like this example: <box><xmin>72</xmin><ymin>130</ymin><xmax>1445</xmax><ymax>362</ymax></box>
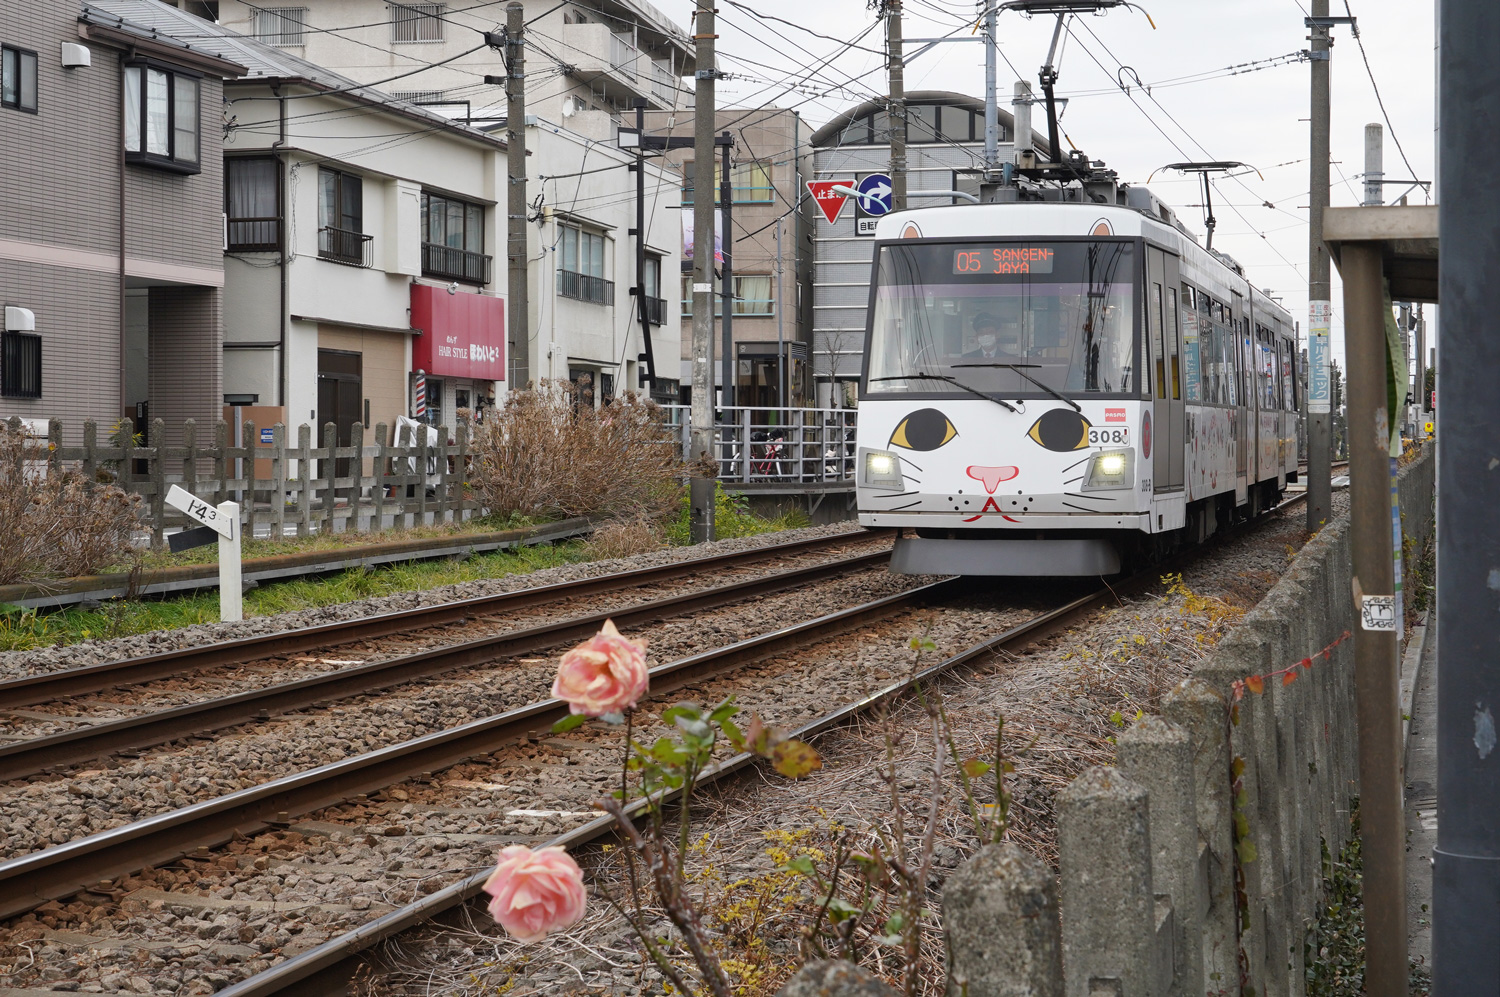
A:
<box><xmin>0</xmin><ymin>530</ymin><xmax>888</xmax><ymax>709</ymax></box>
<box><xmin>216</xmin><ymin>584</ymin><xmax>1112</xmax><ymax>997</ymax></box>
<box><xmin>0</xmin><ymin>576</ymin><xmax>960</xmax><ymax>923</ymax></box>
<box><xmin>0</xmin><ymin>549</ymin><xmax>894</xmax><ymax>782</ymax></box>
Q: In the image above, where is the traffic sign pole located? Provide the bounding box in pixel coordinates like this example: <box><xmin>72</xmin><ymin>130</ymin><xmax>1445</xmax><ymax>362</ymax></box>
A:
<box><xmin>218</xmin><ymin>501</ymin><xmax>242</xmax><ymax>623</ymax></box>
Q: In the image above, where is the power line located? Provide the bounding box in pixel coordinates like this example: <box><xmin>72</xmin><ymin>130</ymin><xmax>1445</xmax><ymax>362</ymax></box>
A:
<box><xmin>1342</xmin><ymin>0</ymin><xmax>1422</xmax><ymax>200</ymax></box>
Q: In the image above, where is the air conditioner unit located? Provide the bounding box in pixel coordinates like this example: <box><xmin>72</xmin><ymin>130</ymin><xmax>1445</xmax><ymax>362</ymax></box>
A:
<box><xmin>4</xmin><ymin>306</ymin><xmax>35</xmax><ymax>332</ymax></box>
<box><xmin>60</xmin><ymin>43</ymin><xmax>91</xmax><ymax>68</ymax></box>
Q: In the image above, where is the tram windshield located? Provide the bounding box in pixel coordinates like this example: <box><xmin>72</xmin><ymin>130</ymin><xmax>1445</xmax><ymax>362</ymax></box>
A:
<box><xmin>865</xmin><ymin>240</ymin><xmax>1138</xmax><ymax>397</ymax></box>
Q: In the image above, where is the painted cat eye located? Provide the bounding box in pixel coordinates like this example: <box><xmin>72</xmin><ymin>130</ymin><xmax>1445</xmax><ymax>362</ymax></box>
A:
<box><xmin>1026</xmin><ymin>408</ymin><xmax>1092</xmax><ymax>452</ymax></box>
<box><xmin>889</xmin><ymin>408</ymin><xmax>958</xmax><ymax>451</ymax></box>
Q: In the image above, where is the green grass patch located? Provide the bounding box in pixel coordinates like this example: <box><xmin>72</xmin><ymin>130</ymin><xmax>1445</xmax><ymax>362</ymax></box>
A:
<box><xmin>662</xmin><ymin>483</ymin><xmax>811</xmax><ymax>546</ymax></box>
<box><xmin>0</xmin><ymin>539</ymin><xmax>589</xmax><ymax>652</ymax></box>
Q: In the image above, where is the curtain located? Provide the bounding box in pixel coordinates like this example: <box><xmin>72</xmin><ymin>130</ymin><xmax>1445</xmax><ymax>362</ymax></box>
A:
<box><xmin>145</xmin><ymin>69</ymin><xmax>169</xmax><ymax>156</ymax></box>
<box><xmin>734</xmin><ymin>275</ymin><xmax>773</xmax><ymax>315</ymax></box>
<box><xmin>123</xmin><ymin>66</ymin><xmax>141</xmax><ymax>152</ymax></box>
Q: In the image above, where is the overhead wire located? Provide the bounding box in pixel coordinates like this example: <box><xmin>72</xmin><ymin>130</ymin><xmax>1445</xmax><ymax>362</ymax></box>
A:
<box><xmin>1341</xmin><ymin>0</ymin><xmax>1422</xmax><ymax>201</ymax></box>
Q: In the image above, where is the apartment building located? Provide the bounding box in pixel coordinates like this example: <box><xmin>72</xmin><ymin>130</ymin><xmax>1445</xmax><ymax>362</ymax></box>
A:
<box><xmin>92</xmin><ymin>0</ymin><xmax>509</xmax><ymax>454</ymax></box>
<box><xmin>0</xmin><ymin>0</ymin><xmax>245</xmax><ymax>438</ymax></box>
<box><xmin>645</xmin><ymin>106</ymin><xmax>815</xmax><ymax>408</ymax></box>
<box><xmin>214</xmin><ymin>0</ymin><xmax>694</xmax><ymax>123</ymax></box>
<box><xmin>810</xmin><ymin>91</ymin><xmax>1050</xmax><ymax>407</ymax></box>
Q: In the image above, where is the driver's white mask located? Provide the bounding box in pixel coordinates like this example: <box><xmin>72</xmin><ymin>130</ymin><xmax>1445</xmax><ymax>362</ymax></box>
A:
<box><xmin>977</xmin><ymin>334</ymin><xmax>997</xmax><ymax>349</ymax></box>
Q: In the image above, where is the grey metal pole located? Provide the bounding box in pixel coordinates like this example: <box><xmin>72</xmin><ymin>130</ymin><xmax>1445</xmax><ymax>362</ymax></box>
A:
<box><xmin>775</xmin><ymin>215</ymin><xmax>785</xmax><ymax>407</ymax></box>
<box><xmin>887</xmin><ymin>0</ymin><xmax>906</xmax><ymax>210</ymax></box>
<box><xmin>689</xmin><ymin>0</ymin><xmax>716</xmax><ymax>542</ymax></box>
<box><xmin>1012</xmin><ymin>80</ymin><xmax>1033</xmax><ymax>164</ymax></box>
<box><xmin>1306</xmin><ymin>0</ymin><xmax>1332</xmax><ymax>531</ymax></box>
<box><xmin>983</xmin><ymin>0</ymin><xmax>998</xmax><ymax>174</ymax></box>
<box><xmin>1364</xmin><ymin>122</ymin><xmax>1384</xmax><ymax>206</ymax></box>
<box><xmin>1434</xmin><ymin>0</ymin><xmax>1500</xmax><ymax>986</ymax></box>
<box><xmin>505</xmin><ymin>2</ymin><xmax>529</xmax><ymax>388</ymax></box>
<box><xmin>721</xmin><ymin>132</ymin><xmax>735</xmax><ymax>412</ymax></box>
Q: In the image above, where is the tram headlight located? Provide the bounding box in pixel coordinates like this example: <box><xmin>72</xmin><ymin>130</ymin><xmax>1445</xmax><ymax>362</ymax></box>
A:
<box><xmin>862</xmin><ymin>448</ymin><xmax>905</xmax><ymax>490</ymax></box>
<box><xmin>1082</xmin><ymin>450</ymin><xmax>1134</xmax><ymax>491</ymax></box>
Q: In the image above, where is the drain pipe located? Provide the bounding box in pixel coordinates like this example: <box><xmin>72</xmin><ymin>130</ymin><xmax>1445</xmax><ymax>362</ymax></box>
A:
<box><xmin>272</xmin><ymin>84</ymin><xmax>287</xmax><ymax>407</ymax></box>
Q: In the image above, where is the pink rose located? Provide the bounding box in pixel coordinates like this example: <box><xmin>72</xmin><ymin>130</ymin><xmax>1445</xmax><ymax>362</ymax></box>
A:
<box><xmin>482</xmin><ymin>845</ymin><xmax>587</xmax><ymax>941</ymax></box>
<box><xmin>551</xmin><ymin>618</ymin><xmax>649</xmax><ymax>717</ymax></box>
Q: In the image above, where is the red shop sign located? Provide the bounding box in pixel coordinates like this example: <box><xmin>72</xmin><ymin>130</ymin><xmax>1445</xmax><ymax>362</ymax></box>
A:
<box><xmin>410</xmin><ymin>284</ymin><xmax>506</xmax><ymax>381</ymax></box>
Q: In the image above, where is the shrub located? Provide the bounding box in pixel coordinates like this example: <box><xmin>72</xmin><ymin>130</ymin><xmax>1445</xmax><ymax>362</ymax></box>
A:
<box><xmin>468</xmin><ymin>383</ymin><xmax>683</xmax><ymax>523</ymax></box>
<box><xmin>0</xmin><ymin>425</ymin><xmax>142</xmax><ymax>584</ymax></box>
<box><xmin>663</xmin><ymin>483</ymin><xmax>812</xmax><ymax>545</ymax></box>
<box><xmin>585</xmin><ymin>518</ymin><xmax>663</xmax><ymax>560</ymax></box>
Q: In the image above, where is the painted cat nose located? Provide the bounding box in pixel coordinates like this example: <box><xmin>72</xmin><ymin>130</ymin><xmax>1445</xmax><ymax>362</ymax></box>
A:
<box><xmin>966</xmin><ymin>465</ymin><xmax>1019</xmax><ymax>494</ymax></box>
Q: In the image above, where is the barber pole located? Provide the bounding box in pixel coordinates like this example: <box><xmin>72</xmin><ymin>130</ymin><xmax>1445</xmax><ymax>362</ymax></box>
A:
<box><xmin>413</xmin><ymin>369</ymin><xmax>427</xmax><ymax>420</ymax></box>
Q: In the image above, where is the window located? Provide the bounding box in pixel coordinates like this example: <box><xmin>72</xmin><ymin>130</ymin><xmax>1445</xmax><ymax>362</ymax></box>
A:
<box><xmin>251</xmin><ymin>7</ymin><xmax>308</xmax><ymax>47</ymax></box>
<box><xmin>557</xmin><ymin>224</ymin><xmax>612</xmax><ymax>304</ymax></box>
<box><xmin>682</xmin><ymin>161</ymin><xmax>774</xmax><ymax>204</ymax></box>
<box><xmin>124</xmin><ymin>64</ymin><xmax>199</xmax><ymax>173</ymax></box>
<box><xmin>421</xmin><ymin>190</ymin><xmax>489</xmax><ymax>283</ymax></box>
<box><xmin>392</xmin><ymin>3</ymin><xmax>444</xmax><ymax>43</ymax></box>
<box><xmin>643</xmin><ymin>255</ymin><xmax>665</xmax><ymax>324</ymax></box>
<box><xmin>318</xmin><ymin>169</ymin><xmax>372</xmax><ymax>267</ymax></box>
<box><xmin>678</xmin><ymin>275</ymin><xmax>773</xmax><ymax>317</ymax></box>
<box><xmin>1</xmin><ymin>331</ymin><xmax>41</xmax><ymax>399</ymax></box>
<box><xmin>392</xmin><ymin>90</ymin><xmax>445</xmax><ymax>103</ymax></box>
<box><xmin>1</xmin><ymin>45</ymin><xmax>37</xmax><ymax>113</ymax></box>
<box><xmin>226</xmin><ymin>157</ymin><xmax>280</xmax><ymax>251</ymax></box>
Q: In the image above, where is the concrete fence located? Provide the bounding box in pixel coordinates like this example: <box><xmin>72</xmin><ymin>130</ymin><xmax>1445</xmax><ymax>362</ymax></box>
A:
<box><xmin>943</xmin><ymin>447</ymin><xmax>1435</xmax><ymax>997</ymax></box>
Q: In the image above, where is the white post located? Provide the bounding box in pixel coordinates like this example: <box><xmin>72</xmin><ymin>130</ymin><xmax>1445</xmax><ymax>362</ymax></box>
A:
<box><xmin>217</xmin><ymin>500</ymin><xmax>242</xmax><ymax>623</ymax></box>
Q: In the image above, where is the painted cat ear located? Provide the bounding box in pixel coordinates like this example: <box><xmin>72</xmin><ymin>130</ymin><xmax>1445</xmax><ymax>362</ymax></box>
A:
<box><xmin>889</xmin><ymin>408</ymin><xmax>958</xmax><ymax>451</ymax></box>
<box><xmin>1026</xmin><ymin>409</ymin><xmax>1091</xmax><ymax>452</ymax></box>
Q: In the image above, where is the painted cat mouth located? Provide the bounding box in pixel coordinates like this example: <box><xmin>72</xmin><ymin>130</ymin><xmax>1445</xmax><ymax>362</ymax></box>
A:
<box><xmin>966</xmin><ymin>465</ymin><xmax>1019</xmax><ymax>494</ymax></box>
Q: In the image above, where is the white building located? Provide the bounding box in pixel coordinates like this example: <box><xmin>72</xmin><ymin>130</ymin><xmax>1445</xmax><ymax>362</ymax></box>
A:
<box><xmin>208</xmin><ymin>0</ymin><xmax>691</xmax><ymax>402</ymax></box>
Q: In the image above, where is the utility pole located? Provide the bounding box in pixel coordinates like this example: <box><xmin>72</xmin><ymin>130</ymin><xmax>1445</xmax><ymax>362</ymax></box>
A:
<box><xmin>720</xmin><ymin>130</ymin><xmax>735</xmax><ymax>411</ymax></box>
<box><xmin>1433</xmin><ymin>6</ymin><xmax>1500</xmax><ymax>983</ymax></box>
<box><xmin>689</xmin><ymin>0</ymin><xmax>717</xmax><ymax>543</ymax></box>
<box><xmin>504</xmin><ymin>4</ymin><xmax>528</xmax><ymax>388</ymax></box>
<box><xmin>886</xmin><ymin>0</ymin><xmax>906</xmax><ymax>210</ymax></box>
<box><xmin>1305</xmin><ymin>0</ymin><xmax>1332</xmax><ymax>531</ymax></box>
<box><xmin>630</xmin><ymin>99</ymin><xmax>656</xmax><ymax>392</ymax></box>
<box><xmin>1363</xmin><ymin>122</ymin><xmax>1384</xmax><ymax>206</ymax></box>
<box><xmin>983</xmin><ymin>0</ymin><xmax>998</xmax><ymax>174</ymax></box>
<box><xmin>775</xmin><ymin>215</ymin><xmax>785</xmax><ymax>407</ymax></box>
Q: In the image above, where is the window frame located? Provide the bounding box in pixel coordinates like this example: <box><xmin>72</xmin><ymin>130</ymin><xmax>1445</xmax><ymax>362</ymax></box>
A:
<box><xmin>391</xmin><ymin>3</ymin><xmax>445</xmax><ymax>43</ymax></box>
<box><xmin>250</xmin><ymin>7</ymin><xmax>308</xmax><ymax>47</ymax></box>
<box><xmin>123</xmin><ymin>61</ymin><xmax>202</xmax><ymax>175</ymax></box>
<box><xmin>225</xmin><ymin>156</ymin><xmax>282</xmax><ymax>252</ymax></box>
<box><xmin>420</xmin><ymin>189</ymin><xmax>490</xmax><ymax>284</ymax></box>
<box><xmin>1</xmin><ymin>45</ymin><xmax>38</xmax><ymax>114</ymax></box>
<box><xmin>1</xmin><ymin>331</ymin><xmax>42</xmax><ymax>399</ymax></box>
<box><xmin>317</xmin><ymin>168</ymin><xmax>372</xmax><ymax>267</ymax></box>
<box><xmin>682</xmin><ymin>161</ymin><xmax>775</xmax><ymax>205</ymax></box>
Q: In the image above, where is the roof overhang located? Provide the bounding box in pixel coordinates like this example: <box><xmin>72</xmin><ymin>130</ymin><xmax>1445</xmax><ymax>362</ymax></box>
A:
<box><xmin>78</xmin><ymin>15</ymin><xmax>248</xmax><ymax>77</ymax></box>
<box><xmin>229</xmin><ymin>77</ymin><xmax>506</xmax><ymax>151</ymax></box>
<box><xmin>1323</xmin><ymin>204</ymin><xmax>1439</xmax><ymax>304</ymax></box>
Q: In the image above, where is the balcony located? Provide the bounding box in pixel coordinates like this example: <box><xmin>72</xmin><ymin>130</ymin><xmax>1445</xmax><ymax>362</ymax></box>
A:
<box><xmin>643</xmin><ymin>295</ymin><xmax>668</xmax><ymax>325</ymax></box>
<box><xmin>227</xmin><ymin>216</ymin><xmax>281</xmax><ymax>253</ymax></box>
<box><xmin>559</xmin><ymin>22</ymin><xmax>677</xmax><ymax>110</ymax></box>
<box><xmin>557</xmin><ymin>269</ymin><xmax>614</xmax><ymax>305</ymax></box>
<box><xmin>318</xmin><ymin>226</ymin><xmax>373</xmax><ymax>268</ymax></box>
<box><xmin>422</xmin><ymin>242</ymin><xmax>493</xmax><ymax>285</ymax></box>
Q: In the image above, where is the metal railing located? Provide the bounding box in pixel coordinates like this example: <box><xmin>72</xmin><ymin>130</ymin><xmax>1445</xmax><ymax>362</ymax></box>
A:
<box><xmin>227</xmin><ymin>216</ymin><xmax>280</xmax><ymax>252</ymax></box>
<box><xmin>557</xmin><ymin>269</ymin><xmax>614</xmax><ymax>305</ymax></box>
<box><xmin>643</xmin><ymin>295</ymin><xmax>668</xmax><ymax>325</ymax></box>
<box><xmin>660</xmin><ymin>405</ymin><xmax>858</xmax><ymax>485</ymax></box>
<box><xmin>318</xmin><ymin>226</ymin><xmax>374</xmax><ymax>268</ymax></box>
<box><xmin>610</xmin><ymin>33</ymin><xmax>638</xmax><ymax>78</ymax></box>
<box><xmin>421</xmin><ymin>242</ymin><xmax>492</xmax><ymax>285</ymax></box>
<box><xmin>651</xmin><ymin>61</ymin><xmax>677</xmax><ymax>105</ymax></box>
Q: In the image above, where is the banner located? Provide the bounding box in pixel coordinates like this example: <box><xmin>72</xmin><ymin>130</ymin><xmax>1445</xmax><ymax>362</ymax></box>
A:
<box><xmin>1308</xmin><ymin>299</ymin><xmax>1332</xmax><ymax>414</ymax></box>
<box><xmin>682</xmin><ymin>209</ymin><xmax>723</xmax><ymax>265</ymax></box>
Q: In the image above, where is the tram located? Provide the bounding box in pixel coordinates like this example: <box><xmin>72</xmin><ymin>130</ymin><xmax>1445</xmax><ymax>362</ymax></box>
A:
<box><xmin>855</xmin><ymin>187</ymin><xmax>1301</xmax><ymax>575</ymax></box>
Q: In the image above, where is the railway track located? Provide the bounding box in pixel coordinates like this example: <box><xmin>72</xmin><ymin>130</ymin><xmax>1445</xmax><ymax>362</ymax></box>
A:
<box><xmin>0</xmin><ymin>495</ymin><xmax>1326</xmax><ymax>995</ymax></box>
<box><xmin>0</xmin><ymin>543</ymin><xmax>895</xmax><ymax>782</ymax></box>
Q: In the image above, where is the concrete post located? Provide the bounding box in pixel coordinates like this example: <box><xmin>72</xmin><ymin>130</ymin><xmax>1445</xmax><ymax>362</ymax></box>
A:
<box><xmin>943</xmin><ymin>843</ymin><xmax>1063</xmax><ymax>997</ymax></box>
<box><xmin>1161</xmin><ymin>679</ymin><xmax>1238</xmax><ymax>993</ymax></box>
<box><xmin>1057</xmin><ymin>767</ymin><xmax>1158</xmax><ymax>997</ymax></box>
<box><xmin>1116</xmin><ymin>717</ymin><xmax>1201</xmax><ymax>997</ymax></box>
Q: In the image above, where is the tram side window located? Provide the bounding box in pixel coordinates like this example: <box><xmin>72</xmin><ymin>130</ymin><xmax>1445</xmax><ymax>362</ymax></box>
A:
<box><xmin>1180</xmin><ymin>285</ymin><xmax>1202</xmax><ymax>402</ymax></box>
<box><xmin>1283</xmin><ymin>336</ymin><xmax>1298</xmax><ymax>411</ymax></box>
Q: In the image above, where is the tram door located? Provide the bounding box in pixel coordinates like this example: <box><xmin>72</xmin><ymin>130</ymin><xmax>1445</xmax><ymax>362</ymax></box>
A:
<box><xmin>1232</xmin><ymin>292</ymin><xmax>1251</xmax><ymax>494</ymax></box>
<box><xmin>1146</xmin><ymin>248</ymin><xmax>1184</xmax><ymax>492</ymax></box>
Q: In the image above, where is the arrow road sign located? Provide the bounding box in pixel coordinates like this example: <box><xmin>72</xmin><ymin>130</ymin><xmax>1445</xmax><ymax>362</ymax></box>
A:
<box><xmin>855</xmin><ymin>173</ymin><xmax>894</xmax><ymax>216</ymax></box>
<box><xmin>165</xmin><ymin>484</ymin><xmax>237</xmax><ymax>540</ymax></box>
<box><xmin>806</xmin><ymin>180</ymin><xmax>852</xmax><ymax>224</ymax></box>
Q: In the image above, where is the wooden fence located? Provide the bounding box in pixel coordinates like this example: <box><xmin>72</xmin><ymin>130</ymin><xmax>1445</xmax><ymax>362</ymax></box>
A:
<box><xmin>7</xmin><ymin>416</ymin><xmax>478</xmax><ymax>546</ymax></box>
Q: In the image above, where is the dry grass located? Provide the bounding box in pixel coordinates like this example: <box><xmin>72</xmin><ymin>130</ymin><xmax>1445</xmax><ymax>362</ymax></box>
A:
<box><xmin>585</xmin><ymin>519</ymin><xmax>664</xmax><ymax>560</ymax></box>
<box><xmin>0</xmin><ymin>425</ymin><xmax>142</xmax><ymax>585</ymax></box>
<box><xmin>468</xmin><ymin>384</ymin><xmax>683</xmax><ymax>524</ymax></box>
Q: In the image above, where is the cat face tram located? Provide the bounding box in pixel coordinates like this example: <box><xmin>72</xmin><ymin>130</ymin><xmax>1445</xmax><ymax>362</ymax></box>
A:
<box><xmin>854</xmin><ymin>201</ymin><xmax>1300</xmax><ymax>576</ymax></box>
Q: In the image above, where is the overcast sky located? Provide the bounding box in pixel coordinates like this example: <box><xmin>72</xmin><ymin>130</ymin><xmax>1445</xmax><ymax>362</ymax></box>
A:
<box><xmin>660</xmin><ymin>0</ymin><xmax>1438</xmax><ymax>367</ymax></box>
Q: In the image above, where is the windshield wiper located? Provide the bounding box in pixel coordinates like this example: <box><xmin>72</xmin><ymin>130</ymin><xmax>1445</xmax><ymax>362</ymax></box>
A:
<box><xmin>869</xmin><ymin>373</ymin><xmax>1018</xmax><ymax>413</ymax></box>
<box><xmin>950</xmin><ymin>362</ymin><xmax>1082</xmax><ymax>413</ymax></box>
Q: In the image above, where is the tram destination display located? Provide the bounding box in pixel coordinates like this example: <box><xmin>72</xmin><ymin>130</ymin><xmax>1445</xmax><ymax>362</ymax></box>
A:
<box><xmin>952</xmin><ymin>246</ymin><xmax>1056</xmax><ymax>274</ymax></box>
